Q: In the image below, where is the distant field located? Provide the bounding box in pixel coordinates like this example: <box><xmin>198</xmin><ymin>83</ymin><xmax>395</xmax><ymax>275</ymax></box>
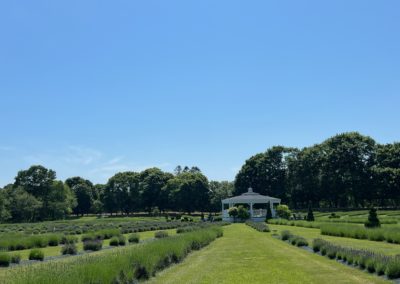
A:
<box><xmin>312</xmin><ymin>210</ymin><xmax>400</xmax><ymax>224</ymax></box>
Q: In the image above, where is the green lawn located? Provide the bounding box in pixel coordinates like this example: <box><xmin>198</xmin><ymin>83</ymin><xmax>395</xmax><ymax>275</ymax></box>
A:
<box><xmin>147</xmin><ymin>224</ymin><xmax>388</xmax><ymax>284</ymax></box>
<box><xmin>4</xmin><ymin>228</ymin><xmax>177</xmax><ymax>261</ymax></box>
<box><xmin>270</xmin><ymin>224</ymin><xmax>400</xmax><ymax>256</ymax></box>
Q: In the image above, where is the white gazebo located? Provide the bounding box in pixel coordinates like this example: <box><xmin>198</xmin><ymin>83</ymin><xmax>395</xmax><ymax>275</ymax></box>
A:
<box><xmin>222</xmin><ymin>188</ymin><xmax>281</xmax><ymax>222</ymax></box>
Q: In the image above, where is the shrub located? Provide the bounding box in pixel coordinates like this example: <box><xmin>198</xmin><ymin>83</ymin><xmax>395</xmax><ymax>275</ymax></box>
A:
<box><xmin>281</xmin><ymin>230</ymin><xmax>293</xmax><ymax>241</ymax></box>
<box><xmin>265</xmin><ymin>203</ymin><xmax>273</xmax><ymax>222</ymax></box>
<box><xmin>61</xmin><ymin>243</ymin><xmax>78</xmax><ymax>255</ymax></box>
<box><xmin>83</xmin><ymin>240</ymin><xmax>103</xmax><ymax>251</ymax></box>
<box><xmin>312</xmin><ymin>239</ymin><xmax>324</xmax><ymax>252</ymax></box>
<box><xmin>48</xmin><ymin>234</ymin><xmax>61</xmax><ymax>246</ymax></box>
<box><xmin>237</xmin><ymin>205</ymin><xmax>250</xmax><ymax>220</ymax></box>
<box><xmin>155</xmin><ymin>231</ymin><xmax>169</xmax><ymax>239</ymax></box>
<box><xmin>10</xmin><ymin>253</ymin><xmax>21</xmax><ymax>264</ymax></box>
<box><xmin>386</xmin><ymin>257</ymin><xmax>400</xmax><ymax>279</ymax></box>
<box><xmin>276</xmin><ymin>205</ymin><xmax>291</xmax><ymax>219</ymax></box>
<box><xmin>128</xmin><ymin>233</ymin><xmax>140</xmax><ymax>243</ymax></box>
<box><xmin>0</xmin><ymin>253</ymin><xmax>11</xmax><ymax>267</ymax></box>
<box><xmin>294</xmin><ymin>236</ymin><xmax>308</xmax><ymax>247</ymax></box>
<box><xmin>110</xmin><ymin>237</ymin><xmax>120</xmax><ymax>247</ymax></box>
<box><xmin>306</xmin><ymin>203</ymin><xmax>314</xmax><ymax>222</ymax></box>
<box><xmin>228</xmin><ymin>207</ymin><xmax>238</xmax><ymax>218</ymax></box>
<box><xmin>118</xmin><ymin>235</ymin><xmax>126</xmax><ymax>246</ymax></box>
<box><xmin>61</xmin><ymin>235</ymin><xmax>78</xmax><ymax>244</ymax></box>
<box><xmin>365</xmin><ymin>208</ymin><xmax>381</xmax><ymax>228</ymax></box>
<box><xmin>245</xmin><ymin>221</ymin><xmax>270</xmax><ymax>232</ymax></box>
<box><xmin>29</xmin><ymin>249</ymin><xmax>44</xmax><ymax>261</ymax></box>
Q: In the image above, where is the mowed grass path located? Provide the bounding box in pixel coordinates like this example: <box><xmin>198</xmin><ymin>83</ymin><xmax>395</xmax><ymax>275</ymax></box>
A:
<box><xmin>147</xmin><ymin>224</ymin><xmax>388</xmax><ymax>284</ymax></box>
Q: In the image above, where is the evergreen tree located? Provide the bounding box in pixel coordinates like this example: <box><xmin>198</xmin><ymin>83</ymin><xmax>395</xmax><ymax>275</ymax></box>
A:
<box><xmin>265</xmin><ymin>202</ymin><xmax>272</xmax><ymax>222</ymax></box>
<box><xmin>306</xmin><ymin>203</ymin><xmax>314</xmax><ymax>221</ymax></box>
<box><xmin>365</xmin><ymin>207</ymin><xmax>380</xmax><ymax>228</ymax></box>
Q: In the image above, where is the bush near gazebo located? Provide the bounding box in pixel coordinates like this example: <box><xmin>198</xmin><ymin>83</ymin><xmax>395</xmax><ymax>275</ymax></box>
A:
<box><xmin>265</xmin><ymin>202</ymin><xmax>273</xmax><ymax>222</ymax></box>
<box><xmin>228</xmin><ymin>206</ymin><xmax>249</xmax><ymax>221</ymax></box>
<box><xmin>237</xmin><ymin>205</ymin><xmax>250</xmax><ymax>220</ymax></box>
<box><xmin>276</xmin><ymin>205</ymin><xmax>291</xmax><ymax>219</ymax></box>
<box><xmin>228</xmin><ymin>207</ymin><xmax>238</xmax><ymax>219</ymax></box>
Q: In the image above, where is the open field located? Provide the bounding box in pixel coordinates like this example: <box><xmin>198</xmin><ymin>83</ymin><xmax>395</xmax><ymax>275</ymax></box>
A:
<box><xmin>147</xmin><ymin>224</ymin><xmax>388</xmax><ymax>284</ymax></box>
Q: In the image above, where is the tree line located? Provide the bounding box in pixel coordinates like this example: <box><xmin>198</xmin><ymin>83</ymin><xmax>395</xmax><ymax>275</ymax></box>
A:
<box><xmin>0</xmin><ymin>165</ymin><xmax>234</xmax><ymax>223</ymax></box>
<box><xmin>234</xmin><ymin>132</ymin><xmax>400</xmax><ymax>209</ymax></box>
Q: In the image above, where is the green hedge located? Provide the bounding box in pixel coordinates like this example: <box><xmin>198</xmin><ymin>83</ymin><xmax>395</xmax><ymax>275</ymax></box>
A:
<box><xmin>320</xmin><ymin>224</ymin><xmax>400</xmax><ymax>243</ymax></box>
<box><xmin>245</xmin><ymin>221</ymin><xmax>270</xmax><ymax>232</ymax></box>
<box><xmin>313</xmin><ymin>238</ymin><xmax>400</xmax><ymax>279</ymax></box>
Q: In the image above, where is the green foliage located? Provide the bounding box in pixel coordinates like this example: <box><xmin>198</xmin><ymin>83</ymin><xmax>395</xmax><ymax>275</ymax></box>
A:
<box><xmin>65</xmin><ymin>177</ymin><xmax>95</xmax><ymax>216</ymax></box>
<box><xmin>164</xmin><ymin>171</ymin><xmax>209</xmax><ymax>213</ymax></box>
<box><xmin>245</xmin><ymin>221</ymin><xmax>270</xmax><ymax>232</ymax></box>
<box><xmin>228</xmin><ymin>207</ymin><xmax>238</xmax><ymax>218</ymax></box>
<box><xmin>7</xmin><ymin>226</ymin><xmax>223</xmax><ymax>283</ymax></box>
<box><xmin>276</xmin><ymin>205</ymin><xmax>291</xmax><ymax>219</ymax></box>
<box><xmin>237</xmin><ymin>205</ymin><xmax>250</xmax><ymax>220</ymax></box>
<box><xmin>29</xmin><ymin>249</ymin><xmax>44</xmax><ymax>261</ymax></box>
<box><xmin>154</xmin><ymin>231</ymin><xmax>169</xmax><ymax>238</ymax></box>
<box><xmin>109</xmin><ymin>236</ymin><xmax>120</xmax><ymax>246</ymax></box>
<box><xmin>10</xmin><ymin>253</ymin><xmax>21</xmax><ymax>264</ymax></box>
<box><xmin>0</xmin><ymin>233</ymin><xmax>63</xmax><ymax>251</ymax></box>
<box><xmin>280</xmin><ymin>230</ymin><xmax>293</xmax><ymax>241</ymax></box>
<box><xmin>128</xmin><ymin>233</ymin><xmax>140</xmax><ymax>243</ymax></box>
<box><xmin>365</xmin><ymin>208</ymin><xmax>380</xmax><ymax>228</ymax></box>
<box><xmin>208</xmin><ymin>181</ymin><xmax>234</xmax><ymax>211</ymax></box>
<box><xmin>0</xmin><ymin>253</ymin><xmax>11</xmax><ymax>267</ymax></box>
<box><xmin>279</xmin><ymin>230</ymin><xmax>308</xmax><ymax>246</ymax></box>
<box><xmin>312</xmin><ymin>238</ymin><xmax>400</xmax><ymax>279</ymax></box>
<box><xmin>265</xmin><ymin>203</ymin><xmax>272</xmax><ymax>222</ymax></box>
<box><xmin>83</xmin><ymin>240</ymin><xmax>103</xmax><ymax>251</ymax></box>
<box><xmin>306</xmin><ymin>203</ymin><xmax>314</xmax><ymax>222</ymax></box>
<box><xmin>61</xmin><ymin>243</ymin><xmax>78</xmax><ymax>255</ymax></box>
<box><xmin>320</xmin><ymin>223</ymin><xmax>400</xmax><ymax>243</ymax></box>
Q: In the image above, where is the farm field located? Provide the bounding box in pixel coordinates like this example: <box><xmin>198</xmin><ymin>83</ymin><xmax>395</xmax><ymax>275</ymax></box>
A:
<box><xmin>2</xmin><ymin>228</ymin><xmax>177</xmax><ymax>261</ymax></box>
<box><xmin>147</xmin><ymin>224</ymin><xmax>388</xmax><ymax>284</ymax></box>
<box><xmin>269</xmin><ymin>224</ymin><xmax>400</xmax><ymax>256</ymax></box>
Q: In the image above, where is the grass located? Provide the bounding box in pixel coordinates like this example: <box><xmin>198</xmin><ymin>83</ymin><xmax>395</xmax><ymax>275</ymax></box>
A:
<box><xmin>270</xmin><ymin>224</ymin><xmax>400</xmax><ymax>256</ymax></box>
<box><xmin>147</xmin><ymin>224</ymin><xmax>388</xmax><ymax>284</ymax></box>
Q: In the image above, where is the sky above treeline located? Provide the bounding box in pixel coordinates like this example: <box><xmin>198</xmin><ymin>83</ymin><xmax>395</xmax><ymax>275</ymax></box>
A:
<box><xmin>0</xmin><ymin>1</ymin><xmax>399</xmax><ymax>186</ymax></box>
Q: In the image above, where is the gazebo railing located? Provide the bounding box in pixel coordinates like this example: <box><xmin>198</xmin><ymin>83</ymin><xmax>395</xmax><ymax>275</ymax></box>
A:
<box><xmin>252</xmin><ymin>209</ymin><xmax>267</xmax><ymax>217</ymax></box>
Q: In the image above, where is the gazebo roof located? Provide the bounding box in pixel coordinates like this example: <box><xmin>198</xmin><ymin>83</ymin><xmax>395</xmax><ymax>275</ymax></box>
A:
<box><xmin>222</xmin><ymin>188</ymin><xmax>281</xmax><ymax>204</ymax></box>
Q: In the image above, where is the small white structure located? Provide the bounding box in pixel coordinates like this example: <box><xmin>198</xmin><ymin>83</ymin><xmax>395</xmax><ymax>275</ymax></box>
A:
<box><xmin>222</xmin><ymin>188</ymin><xmax>281</xmax><ymax>222</ymax></box>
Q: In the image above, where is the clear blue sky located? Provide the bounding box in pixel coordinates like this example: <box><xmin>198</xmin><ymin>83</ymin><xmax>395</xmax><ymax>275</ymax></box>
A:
<box><xmin>0</xmin><ymin>1</ymin><xmax>399</xmax><ymax>186</ymax></box>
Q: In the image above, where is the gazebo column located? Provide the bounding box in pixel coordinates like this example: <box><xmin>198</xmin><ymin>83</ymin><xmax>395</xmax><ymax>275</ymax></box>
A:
<box><xmin>250</xmin><ymin>203</ymin><xmax>253</xmax><ymax>218</ymax></box>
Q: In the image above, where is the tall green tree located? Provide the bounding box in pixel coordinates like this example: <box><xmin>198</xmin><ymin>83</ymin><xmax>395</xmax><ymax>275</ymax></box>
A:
<box><xmin>320</xmin><ymin>132</ymin><xmax>376</xmax><ymax>207</ymax></box>
<box><xmin>65</xmin><ymin>177</ymin><xmax>95</xmax><ymax>216</ymax></box>
<box><xmin>372</xmin><ymin>143</ymin><xmax>400</xmax><ymax>206</ymax></box>
<box><xmin>209</xmin><ymin>181</ymin><xmax>234</xmax><ymax>211</ymax></box>
<box><xmin>167</xmin><ymin>172</ymin><xmax>210</xmax><ymax>213</ymax></box>
<box><xmin>139</xmin><ymin>168</ymin><xmax>173</xmax><ymax>212</ymax></box>
<box><xmin>234</xmin><ymin>146</ymin><xmax>298</xmax><ymax>202</ymax></box>
<box><xmin>105</xmin><ymin>172</ymin><xmax>141</xmax><ymax>214</ymax></box>
<box><xmin>13</xmin><ymin>165</ymin><xmax>76</xmax><ymax>220</ymax></box>
<box><xmin>0</xmin><ymin>189</ymin><xmax>11</xmax><ymax>222</ymax></box>
<box><xmin>6</xmin><ymin>187</ymin><xmax>42</xmax><ymax>222</ymax></box>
